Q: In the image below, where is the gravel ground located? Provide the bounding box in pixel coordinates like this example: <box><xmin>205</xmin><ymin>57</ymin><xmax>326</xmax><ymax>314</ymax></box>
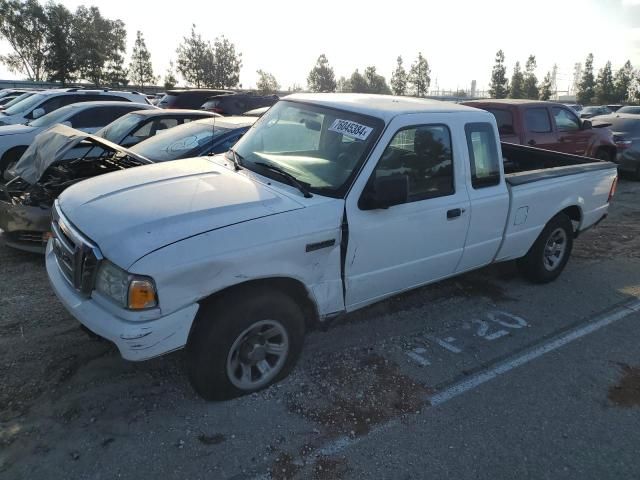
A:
<box><xmin>1</xmin><ymin>178</ymin><xmax>639</xmax><ymax>480</ymax></box>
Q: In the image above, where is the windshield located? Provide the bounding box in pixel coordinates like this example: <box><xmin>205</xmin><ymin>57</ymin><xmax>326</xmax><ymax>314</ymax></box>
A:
<box><xmin>4</xmin><ymin>93</ymin><xmax>46</xmax><ymax>115</ymax></box>
<box><xmin>130</xmin><ymin>119</ymin><xmax>231</xmax><ymax>161</ymax></box>
<box><xmin>232</xmin><ymin>100</ymin><xmax>383</xmax><ymax>197</ymax></box>
<box><xmin>29</xmin><ymin>104</ymin><xmax>75</xmax><ymax>127</ymax></box>
<box><xmin>96</xmin><ymin>113</ymin><xmax>143</xmax><ymax>142</ymax></box>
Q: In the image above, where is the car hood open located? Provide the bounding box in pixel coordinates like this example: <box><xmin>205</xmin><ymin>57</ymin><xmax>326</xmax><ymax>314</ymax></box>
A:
<box><xmin>58</xmin><ymin>157</ymin><xmax>305</xmax><ymax>268</ymax></box>
<box><xmin>13</xmin><ymin>124</ymin><xmax>151</xmax><ymax>184</ymax></box>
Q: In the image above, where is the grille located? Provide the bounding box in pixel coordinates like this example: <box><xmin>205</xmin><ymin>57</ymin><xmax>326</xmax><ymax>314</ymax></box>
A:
<box><xmin>51</xmin><ymin>201</ymin><xmax>102</xmax><ymax>296</ymax></box>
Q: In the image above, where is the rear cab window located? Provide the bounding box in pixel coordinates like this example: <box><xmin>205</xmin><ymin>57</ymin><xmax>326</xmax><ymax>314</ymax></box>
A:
<box><xmin>465</xmin><ymin>123</ymin><xmax>501</xmax><ymax>188</ymax></box>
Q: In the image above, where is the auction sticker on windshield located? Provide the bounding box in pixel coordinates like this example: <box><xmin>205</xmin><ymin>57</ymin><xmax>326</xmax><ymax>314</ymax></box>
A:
<box><xmin>329</xmin><ymin>119</ymin><xmax>373</xmax><ymax>140</ymax></box>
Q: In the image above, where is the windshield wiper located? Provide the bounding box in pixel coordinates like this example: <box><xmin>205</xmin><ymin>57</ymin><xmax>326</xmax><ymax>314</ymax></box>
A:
<box><xmin>254</xmin><ymin>161</ymin><xmax>313</xmax><ymax>198</ymax></box>
<box><xmin>227</xmin><ymin>149</ymin><xmax>243</xmax><ymax>171</ymax></box>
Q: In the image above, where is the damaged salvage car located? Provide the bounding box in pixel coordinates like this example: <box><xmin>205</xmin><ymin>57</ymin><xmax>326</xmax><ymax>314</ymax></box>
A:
<box><xmin>0</xmin><ymin>116</ymin><xmax>258</xmax><ymax>252</ymax></box>
<box><xmin>0</xmin><ymin>124</ymin><xmax>152</xmax><ymax>252</ymax></box>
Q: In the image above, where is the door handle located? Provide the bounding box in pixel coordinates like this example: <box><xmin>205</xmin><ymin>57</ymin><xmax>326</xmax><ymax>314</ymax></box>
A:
<box><xmin>447</xmin><ymin>208</ymin><xmax>464</xmax><ymax>219</ymax></box>
<box><xmin>527</xmin><ymin>139</ymin><xmax>536</xmax><ymax>146</ymax></box>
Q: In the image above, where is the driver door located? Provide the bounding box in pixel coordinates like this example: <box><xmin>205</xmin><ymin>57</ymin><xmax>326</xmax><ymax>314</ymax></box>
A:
<box><xmin>344</xmin><ymin>115</ymin><xmax>471</xmax><ymax>310</ymax></box>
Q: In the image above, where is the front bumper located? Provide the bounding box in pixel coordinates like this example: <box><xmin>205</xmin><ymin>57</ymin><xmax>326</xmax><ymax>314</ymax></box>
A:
<box><xmin>0</xmin><ymin>187</ymin><xmax>51</xmax><ymax>253</ymax></box>
<box><xmin>46</xmin><ymin>241</ymin><xmax>199</xmax><ymax>361</ymax></box>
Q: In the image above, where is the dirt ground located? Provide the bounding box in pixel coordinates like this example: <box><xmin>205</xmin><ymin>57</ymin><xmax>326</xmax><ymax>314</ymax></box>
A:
<box><xmin>1</xmin><ymin>179</ymin><xmax>639</xmax><ymax>480</ymax></box>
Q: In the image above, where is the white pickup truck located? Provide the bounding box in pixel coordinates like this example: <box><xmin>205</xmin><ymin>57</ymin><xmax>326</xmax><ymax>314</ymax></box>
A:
<box><xmin>46</xmin><ymin>94</ymin><xmax>618</xmax><ymax>400</ymax></box>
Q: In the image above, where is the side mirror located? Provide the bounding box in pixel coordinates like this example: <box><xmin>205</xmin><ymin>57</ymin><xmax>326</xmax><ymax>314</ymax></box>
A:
<box><xmin>581</xmin><ymin>119</ymin><xmax>592</xmax><ymax>130</ymax></box>
<box><xmin>360</xmin><ymin>175</ymin><xmax>409</xmax><ymax>210</ymax></box>
<box><xmin>31</xmin><ymin>108</ymin><xmax>45</xmax><ymax>119</ymax></box>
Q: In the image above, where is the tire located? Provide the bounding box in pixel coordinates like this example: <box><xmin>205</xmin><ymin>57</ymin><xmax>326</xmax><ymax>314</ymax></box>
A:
<box><xmin>186</xmin><ymin>287</ymin><xmax>306</xmax><ymax>400</ymax></box>
<box><xmin>0</xmin><ymin>146</ymin><xmax>27</xmax><ymax>176</ymax></box>
<box><xmin>595</xmin><ymin>149</ymin><xmax>612</xmax><ymax>162</ymax></box>
<box><xmin>517</xmin><ymin>213</ymin><xmax>574</xmax><ymax>284</ymax></box>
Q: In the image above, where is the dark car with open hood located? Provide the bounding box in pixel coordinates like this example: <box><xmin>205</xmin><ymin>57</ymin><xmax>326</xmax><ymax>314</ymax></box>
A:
<box><xmin>0</xmin><ymin>116</ymin><xmax>257</xmax><ymax>253</ymax></box>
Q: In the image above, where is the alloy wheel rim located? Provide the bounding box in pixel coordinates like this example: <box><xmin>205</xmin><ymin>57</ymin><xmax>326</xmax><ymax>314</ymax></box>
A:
<box><xmin>226</xmin><ymin>320</ymin><xmax>289</xmax><ymax>390</ymax></box>
<box><xmin>543</xmin><ymin>228</ymin><xmax>567</xmax><ymax>271</ymax></box>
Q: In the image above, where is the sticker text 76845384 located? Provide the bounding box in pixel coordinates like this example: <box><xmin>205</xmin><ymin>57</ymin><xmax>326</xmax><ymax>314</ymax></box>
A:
<box><xmin>329</xmin><ymin>119</ymin><xmax>373</xmax><ymax>140</ymax></box>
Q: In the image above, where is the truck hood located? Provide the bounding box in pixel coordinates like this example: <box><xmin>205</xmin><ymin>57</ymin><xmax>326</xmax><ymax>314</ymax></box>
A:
<box><xmin>58</xmin><ymin>157</ymin><xmax>305</xmax><ymax>268</ymax></box>
<box><xmin>0</xmin><ymin>123</ymin><xmax>35</xmax><ymax>136</ymax></box>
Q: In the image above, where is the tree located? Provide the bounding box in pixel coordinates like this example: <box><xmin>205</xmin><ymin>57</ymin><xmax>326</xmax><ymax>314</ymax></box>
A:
<box><xmin>72</xmin><ymin>6</ymin><xmax>127</xmax><ymax>86</ymax></box>
<box><xmin>523</xmin><ymin>55</ymin><xmax>539</xmax><ymax>100</ymax></box>
<box><xmin>595</xmin><ymin>60</ymin><xmax>615</xmax><ymax>104</ymax></box>
<box><xmin>256</xmin><ymin>69</ymin><xmax>279</xmax><ymax>94</ymax></box>
<box><xmin>408</xmin><ymin>52</ymin><xmax>430</xmax><ymax>97</ymax></box>
<box><xmin>509</xmin><ymin>61</ymin><xmax>524</xmax><ymax>99</ymax></box>
<box><xmin>364</xmin><ymin>66</ymin><xmax>391</xmax><ymax>94</ymax></box>
<box><xmin>539</xmin><ymin>72</ymin><xmax>553</xmax><ymax>100</ymax></box>
<box><xmin>307</xmin><ymin>54</ymin><xmax>336</xmax><ymax>92</ymax></box>
<box><xmin>343</xmin><ymin>69</ymin><xmax>367</xmax><ymax>93</ymax></box>
<box><xmin>629</xmin><ymin>69</ymin><xmax>640</xmax><ymax>104</ymax></box>
<box><xmin>489</xmin><ymin>50</ymin><xmax>509</xmax><ymax>99</ymax></box>
<box><xmin>129</xmin><ymin>30</ymin><xmax>156</xmax><ymax>90</ymax></box>
<box><xmin>176</xmin><ymin>25</ymin><xmax>211</xmax><ymax>88</ymax></box>
<box><xmin>44</xmin><ymin>2</ymin><xmax>75</xmax><ymax>85</ymax></box>
<box><xmin>390</xmin><ymin>56</ymin><xmax>408</xmax><ymax>96</ymax></box>
<box><xmin>209</xmin><ymin>36</ymin><xmax>241</xmax><ymax>88</ymax></box>
<box><xmin>571</xmin><ymin>63</ymin><xmax>582</xmax><ymax>95</ymax></box>
<box><xmin>163</xmin><ymin>61</ymin><xmax>178</xmax><ymax>90</ymax></box>
<box><xmin>336</xmin><ymin>76</ymin><xmax>348</xmax><ymax>92</ymax></box>
<box><xmin>577</xmin><ymin>53</ymin><xmax>596</xmax><ymax>105</ymax></box>
<box><xmin>613</xmin><ymin>60</ymin><xmax>634</xmax><ymax>104</ymax></box>
<box><xmin>102</xmin><ymin>55</ymin><xmax>128</xmax><ymax>87</ymax></box>
<box><xmin>0</xmin><ymin>0</ymin><xmax>49</xmax><ymax>81</ymax></box>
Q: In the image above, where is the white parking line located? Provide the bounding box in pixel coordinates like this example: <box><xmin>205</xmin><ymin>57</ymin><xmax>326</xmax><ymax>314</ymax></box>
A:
<box><xmin>428</xmin><ymin>298</ymin><xmax>640</xmax><ymax>406</ymax></box>
<box><xmin>251</xmin><ymin>298</ymin><xmax>640</xmax><ymax>479</ymax></box>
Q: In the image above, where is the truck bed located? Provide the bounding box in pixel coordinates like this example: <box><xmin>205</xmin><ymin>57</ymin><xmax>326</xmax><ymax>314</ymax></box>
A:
<box><xmin>501</xmin><ymin>142</ymin><xmax>615</xmax><ymax>186</ymax></box>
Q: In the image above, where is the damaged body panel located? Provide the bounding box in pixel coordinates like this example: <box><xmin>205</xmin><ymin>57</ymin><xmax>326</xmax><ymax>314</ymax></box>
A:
<box><xmin>0</xmin><ymin>124</ymin><xmax>150</xmax><ymax>252</ymax></box>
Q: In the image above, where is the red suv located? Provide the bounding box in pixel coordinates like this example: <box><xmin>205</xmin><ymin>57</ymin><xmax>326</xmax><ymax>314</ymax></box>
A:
<box><xmin>462</xmin><ymin>100</ymin><xmax>617</xmax><ymax>161</ymax></box>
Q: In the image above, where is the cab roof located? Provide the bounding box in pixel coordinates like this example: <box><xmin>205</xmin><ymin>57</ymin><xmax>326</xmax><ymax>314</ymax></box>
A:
<box><xmin>283</xmin><ymin>93</ymin><xmax>482</xmax><ymax>122</ymax></box>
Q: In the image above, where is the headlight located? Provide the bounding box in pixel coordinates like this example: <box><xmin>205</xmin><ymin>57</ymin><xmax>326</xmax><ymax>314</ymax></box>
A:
<box><xmin>95</xmin><ymin>260</ymin><xmax>158</xmax><ymax>310</ymax></box>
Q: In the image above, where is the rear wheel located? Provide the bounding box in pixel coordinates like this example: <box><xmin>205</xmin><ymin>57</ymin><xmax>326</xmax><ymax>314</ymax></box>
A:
<box><xmin>517</xmin><ymin>213</ymin><xmax>574</xmax><ymax>283</ymax></box>
<box><xmin>0</xmin><ymin>146</ymin><xmax>27</xmax><ymax>176</ymax></box>
<box><xmin>186</xmin><ymin>287</ymin><xmax>306</xmax><ymax>400</ymax></box>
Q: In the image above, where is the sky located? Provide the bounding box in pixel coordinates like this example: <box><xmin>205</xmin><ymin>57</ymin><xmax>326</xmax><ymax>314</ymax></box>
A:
<box><xmin>1</xmin><ymin>0</ymin><xmax>640</xmax><ymax>93</ymax></box>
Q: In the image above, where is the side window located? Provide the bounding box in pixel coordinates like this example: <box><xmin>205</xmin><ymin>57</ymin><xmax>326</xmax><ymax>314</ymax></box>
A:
<box><xmin>524</xmin><ymin>108</ymin><xmax>552</xmax><ymax>133</ymax></box>
<box><xmin>373</xmin><ymin>124</ymin><xmax>454</xmax><ymax>204</ymax></box>
<box><xmin>131</xmin><ymin>120</ymin><xmax>153</xmax><ymax>138</ymax></box>
<box><xmin>133</xmin><ymin>118</ymin><xmax>179</xmax><ymax>139</ymax></box>
<box><xmin>38</xmin><ymin>96</ymin><xmax>66</xmax><ymax>115</ymax></box>
<box><xmin>465</xmin><ymin>123</ymin><xmax>501</xmax><ymax>188</ymax></box>
<box><xmin>552</xmin><ymin>107</ymin><xmax>580</xmax><ymax>131</ymax></box>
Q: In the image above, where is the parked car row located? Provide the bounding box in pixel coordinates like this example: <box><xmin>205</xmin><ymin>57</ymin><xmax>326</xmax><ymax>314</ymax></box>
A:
<box><xmin>157</xmin><ymin>88</ymin><xmax>279</xmax><ymax>115</ymax></box>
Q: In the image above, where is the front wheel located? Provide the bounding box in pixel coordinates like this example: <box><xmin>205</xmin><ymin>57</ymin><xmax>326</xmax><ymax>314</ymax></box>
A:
<box><xmin>186</xmin><ymin>287</ymin><xmax>306</xmax><ymax>400</ymax></box>
<box><xmin>517</xmin><ymin>213</ymin><xmax>574</xmax><ymax>284</ymax></box>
